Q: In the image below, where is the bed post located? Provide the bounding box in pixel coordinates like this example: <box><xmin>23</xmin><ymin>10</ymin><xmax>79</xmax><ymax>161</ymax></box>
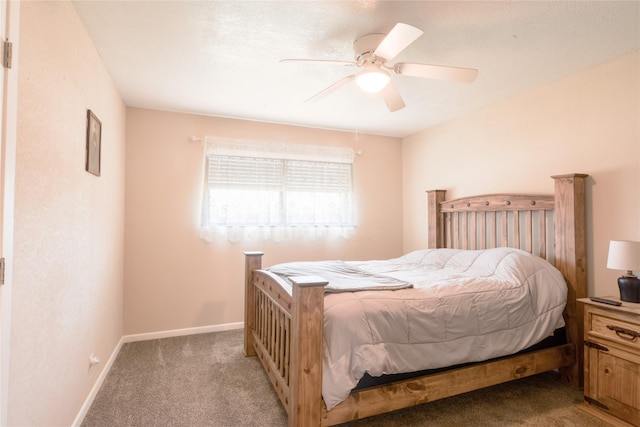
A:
<box><xmin>551</xmin><ymin>173</ymin><xmax>588</xmax><ymax>388</ymax></box>
<box><xmin>426</xmin><ymin>189</ymin><xmax>446</xmax><ymax>248</ymax></box>
<box><xmin>288</xmin><ymin>276</ymin><xmax>327</xmax><ymax>427</ymax></box>
<box><xmin>243</xmin><ymin>251</ymin><xmax>263</xmax><ymax>357</ymax></box>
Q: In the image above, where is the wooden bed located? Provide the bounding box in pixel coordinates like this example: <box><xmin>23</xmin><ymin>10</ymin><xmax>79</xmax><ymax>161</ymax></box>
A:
<box><xmin>243</xmin><ymin>173</ymin><xmax>588</xmax><ymax>426</ymax></box>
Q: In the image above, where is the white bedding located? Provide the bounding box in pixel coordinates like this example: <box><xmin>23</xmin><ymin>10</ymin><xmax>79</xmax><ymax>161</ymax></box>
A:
<box><xmin>267</xmin><ymin>247</ymin><xmax>568</xmax><ymax>410</ymax></box>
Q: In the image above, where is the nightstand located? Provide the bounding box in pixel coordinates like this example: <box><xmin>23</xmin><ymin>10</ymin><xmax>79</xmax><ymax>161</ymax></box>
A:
<box><xmin>579</xmin><ymin>297</ymin><xmax>640</xmax><ymax>426</ymax></box>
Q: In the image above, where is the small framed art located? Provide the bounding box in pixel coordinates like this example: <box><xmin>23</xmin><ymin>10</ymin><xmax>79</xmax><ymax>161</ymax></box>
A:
<box><xmin>86</xmin><ymin>109</ymin><xmax>102</xmax><ymax>176</ymax></box>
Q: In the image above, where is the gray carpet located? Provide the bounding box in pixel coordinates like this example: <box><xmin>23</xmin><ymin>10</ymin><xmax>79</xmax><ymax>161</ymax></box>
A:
<box><xmin>81</xmin><ymin>329</ymin><xmax>607</xmax><ymax>427</ymax></box>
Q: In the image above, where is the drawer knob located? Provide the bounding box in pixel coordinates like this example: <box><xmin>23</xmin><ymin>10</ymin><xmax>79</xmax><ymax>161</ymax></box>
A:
<box><xmin>607</xmin><ymin>324</ymin><xmax>640</xmax><ymax>341</ymax></box>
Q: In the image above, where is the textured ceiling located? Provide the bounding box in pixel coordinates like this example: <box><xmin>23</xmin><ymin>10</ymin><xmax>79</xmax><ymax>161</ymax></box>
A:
<box><xmin>72</xmin><ymin>1</ymin><xmax>640</xmax><ymax>138</ymax></box>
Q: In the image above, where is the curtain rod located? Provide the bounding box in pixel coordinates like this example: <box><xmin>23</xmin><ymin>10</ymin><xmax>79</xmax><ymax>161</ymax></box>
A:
<box><xmin>189</xmin><ymin>136</ymin><xmax>362</xmax><ymax>155</ymax></box>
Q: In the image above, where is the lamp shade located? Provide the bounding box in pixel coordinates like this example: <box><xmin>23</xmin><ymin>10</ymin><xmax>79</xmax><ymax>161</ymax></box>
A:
<box><xmin>607</xmin><ymin>240</ymin><xmax>640</xmax><ymax>271</ymax></box>
<box><xmin>355</xmin><ymin>65</ymin><xmax>390</xmax><ymax>93</ymax></box>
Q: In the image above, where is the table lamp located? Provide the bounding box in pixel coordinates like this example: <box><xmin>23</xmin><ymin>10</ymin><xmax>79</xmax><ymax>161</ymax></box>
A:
<box><xmin>607</xmin><ymin>240</ymin><xmax>640</xmax><ymax>303</ymax></box>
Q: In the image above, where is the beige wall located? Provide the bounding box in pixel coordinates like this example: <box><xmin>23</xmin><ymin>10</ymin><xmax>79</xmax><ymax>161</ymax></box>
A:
<box><xmin>10</xmin><ymin>1</ymin><xmax>637</xmax><ymax>424</ymax></box>
<box><xmin>10</xmin><ymin>1</ymin><xmax>126</xmax><ymax>425</ymax></box>
<box><xmin>124</xmin><ymin>109</ymin><xmax>403</xmax><ymax>334</ymax></box>
<box><xmin>402</xmin><ymin>51</ymin><xmax>640</xmax><ymax>298</ymax></box>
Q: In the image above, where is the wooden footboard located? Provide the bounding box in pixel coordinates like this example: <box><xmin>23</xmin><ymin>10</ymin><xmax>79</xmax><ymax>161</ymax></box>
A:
<box><xmin>244</xmin><ymin>252</ymin><xmax>327</xmax><ymax>426</ymax></box>
<box><xmin>244</xmin><ymin>173</ymin><xmax>588</xmax><ymax>426</ymax></box>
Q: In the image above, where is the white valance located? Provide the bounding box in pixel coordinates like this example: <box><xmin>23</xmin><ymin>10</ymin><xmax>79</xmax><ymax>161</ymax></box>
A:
<box><xmin>203</xmin><ymin>137</ymin><xmax>354</xmax><ymax>164</ymax></box>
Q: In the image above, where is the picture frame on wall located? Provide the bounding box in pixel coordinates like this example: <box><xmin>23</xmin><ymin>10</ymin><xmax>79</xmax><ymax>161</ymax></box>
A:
<box><xmin>86</xmin><ymin>109</ymin><xmax>102</xmax><ymax>176</ymax></box>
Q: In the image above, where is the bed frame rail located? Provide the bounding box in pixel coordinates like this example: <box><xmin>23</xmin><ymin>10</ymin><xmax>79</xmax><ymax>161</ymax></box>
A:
<box><xmin>322</xmin><ymin>343</ymin><xmax>575</xmax><ymax>425</ymax></box>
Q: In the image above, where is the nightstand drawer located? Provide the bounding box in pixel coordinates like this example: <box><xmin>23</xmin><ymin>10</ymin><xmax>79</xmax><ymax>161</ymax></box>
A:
<box><xmin>589</xmin><ymin>312</ymin><xmax>640</xmax><ymax>352</ymax></box>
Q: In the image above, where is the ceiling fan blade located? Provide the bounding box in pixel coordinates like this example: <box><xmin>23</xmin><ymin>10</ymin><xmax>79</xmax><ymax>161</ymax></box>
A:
<box><xmin>280</xmin><ymin>58</ymin><xmax>356</xmax><ymax>66</ymax></box>
<box><xmin>306</xmin><ymin>74</ymin><xmax>356</xmax><ymax>103</ymax></box>
<box><xmin>380</xmin><ymin>80</ymin><xmax>405</xmax><ymax>112</ymax></box>
<box><xmin>394</xmin><ymin>62</ymin><xmax>479</xmax><ymax>83</ymax></box>
<box><xmin>373</xmin><ymin>23</ymin><xmax>423</xmax><ymax>62</ymax></box>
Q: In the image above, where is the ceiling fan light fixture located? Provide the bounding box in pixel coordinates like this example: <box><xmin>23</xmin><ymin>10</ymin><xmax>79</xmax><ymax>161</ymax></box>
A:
<box><xmin>355</xmin><ymin>65</ymin><xmax>390</xmax><ymax>93</ymax></box>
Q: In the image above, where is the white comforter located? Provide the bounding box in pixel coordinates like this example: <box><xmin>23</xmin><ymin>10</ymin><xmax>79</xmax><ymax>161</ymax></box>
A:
<box><xmin>268</xmin><ymin>247</ymin><xmax>567</xmax><ymax>410</ymax></box>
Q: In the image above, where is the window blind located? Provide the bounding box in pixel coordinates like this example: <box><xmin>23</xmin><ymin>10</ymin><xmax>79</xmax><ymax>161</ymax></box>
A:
<box><xmin>200</xmin><ymin>139</ymin><xmax>355</xmax><ymax>236</ymax></box>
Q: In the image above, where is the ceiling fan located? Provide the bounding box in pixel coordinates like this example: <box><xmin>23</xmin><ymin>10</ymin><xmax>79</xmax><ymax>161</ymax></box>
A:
<box><xmin>280</xmin><ymin>23</ymin><xmax>478</xmax><ymax>112</ymax></box>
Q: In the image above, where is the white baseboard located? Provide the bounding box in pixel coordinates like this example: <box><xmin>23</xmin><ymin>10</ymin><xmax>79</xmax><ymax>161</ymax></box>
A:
<box><xmin>72</xmin><ymin>322</ymin><xmax>244</xmax><ymax>426</ymax></box>
<box><xmin>71</xmin><ymin>335</ymin><xmax>124</xmax><ymax>427</ymax></box>
<box><xmin>122</xmin><ymin>321</ymin><xmax>244</xmax><ymax>343</ymax></box>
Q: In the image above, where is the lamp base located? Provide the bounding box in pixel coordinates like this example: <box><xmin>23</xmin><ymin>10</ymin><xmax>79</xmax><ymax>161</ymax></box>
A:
<box><xmin>618</xmin><ymin>276</ymin><xmax>640</xmax><ymax>303</ymax></box>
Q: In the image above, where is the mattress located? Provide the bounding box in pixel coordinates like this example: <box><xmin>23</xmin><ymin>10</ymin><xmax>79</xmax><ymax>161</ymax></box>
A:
<box><xmin>267</xmin><ymin>247</ymin><xmax>568</xmax><ymax>410</ymax></box>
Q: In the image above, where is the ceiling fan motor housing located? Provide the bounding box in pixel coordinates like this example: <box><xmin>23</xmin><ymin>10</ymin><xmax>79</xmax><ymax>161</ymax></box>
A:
<box><xmin>353</xmin><ymin>33</ymin><xmax>386</xmax><ymax>65</ymax></box>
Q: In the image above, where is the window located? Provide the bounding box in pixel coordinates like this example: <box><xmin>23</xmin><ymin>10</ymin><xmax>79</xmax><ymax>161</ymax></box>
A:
<box><xmin>200</xmin><ymin>138</ymin><xmax>355</xmax><ymax>242</ymax></box>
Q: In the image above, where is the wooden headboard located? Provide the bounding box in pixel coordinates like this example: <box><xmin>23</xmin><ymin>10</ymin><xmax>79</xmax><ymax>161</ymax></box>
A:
<box><xmin>427</xmin><ymin>173</ymin><xmax>588</xmax><ymax>386</ymax></box>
